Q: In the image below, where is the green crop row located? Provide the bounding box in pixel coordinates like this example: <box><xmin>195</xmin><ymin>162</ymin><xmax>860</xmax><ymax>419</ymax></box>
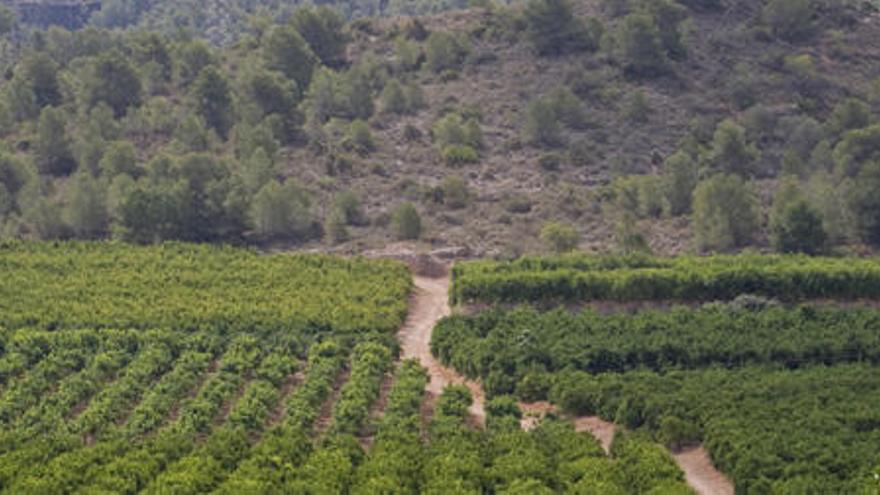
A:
<box><xmin>549</xmin><ymin>364</ymin><xmax>880</xmax><ymax>493</ymax></box>
<box><xmin>0</xmin><ymin>241</ymin><xmax>411</xmax><ymax>334</ymax></box>
<box><xmin>452</xmin><ymin>253</ymin><xmax>880</xmax><ymax>304</ymax></box>
<box><xmin>0</xmin><ymin>242</ymin><xmax>414</xmax><ymax>494</ymax></box>
<box><xmin>142</xmin><ymin>351</ymin><xmax>299</xmax><ymax>495</ymax></box>
<box><xmin>432</xmin><ymin>305</ymin><xmax>880</xmax><ymax>398</ymax></box>
<box><xmin>325</xmin><ymin>342</ymin><xmax>395</xmax><ymax>438</ymax></box>
<box><xmin>214</xmin><ymin>341</ymin><xmax>348</xmax><ymax>494</ymax></box>
<box><xmin>350</xmin><ymin>360</ymin><xmax>428</xmax><ymax>493</ymax></box>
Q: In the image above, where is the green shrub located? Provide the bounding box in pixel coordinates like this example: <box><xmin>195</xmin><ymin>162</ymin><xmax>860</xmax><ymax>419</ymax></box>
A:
<box><xmin>433</xmin><ymin>113</ymin><xmax>482</xmax><ymax>150</ymax></box>
<box><xmin>524</xmin><ymin>0</ymin><xmax>601</xmax><ymax>56</ymax></box>
<box><xmin>706</xmin><ymin>119</ymin><xmax>759</xmax><ymax>177</ymax></box>
<box><xmin>662</xmin><ymin>151</ymin><xmax>698</xmax><ymax>216</ymax></box>
<box><xmin>692</xmin><ymin>174</ymin><xmax>759</xmax><ymax>252</ymax></box>
<box><xmin>442</xmin><ymin>145</ymin><xmax>479</xmax><ymax>166</ymax></box>
<box><xmin>439</xmin><ymin>176</ymin><xmax>471</xmax><ymax>209</ymax></box>
<box><xmin>381</xmin><ymin>79</ymin><xmax>408</xmax><ymax>115</ymax></box>
<box><xmin>392</xmin><ymin>202</ymin><xmax>422</xmax><ymax>240</ymax></box>
<box><xmin>540</xmin><ymin>221</ymin><xmax>579</xmax><ymax>253</ymax></box>
<box><xmin>525</xmin><ymin>99</ymin><xmax>563</xmax><ymax>147</ymax></box>
<box><xmin>347</xmin><ymin>120</ymin><xmax>375</xmax><ymax>156</ymax></box>
<box><xmin>425</xmin><ymin>31</ymin><xmax>469</xmax><ymax>73</ymax></box>
<box><xmin>770</xmin><ymin>180</ymin><xmax>827</xmax><ymax>255</ymax></box>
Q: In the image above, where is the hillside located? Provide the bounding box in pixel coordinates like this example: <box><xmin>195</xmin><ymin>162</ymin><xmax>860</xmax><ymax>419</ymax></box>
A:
<box><xmin>0</xmin><ymin>0</ymin><xmax>878</xmax><ymax>258</ymax></box>
<box><xmin>89</xmin><ymin>0</ymin><xmax>521</xmax><ymax>44</ymax></box>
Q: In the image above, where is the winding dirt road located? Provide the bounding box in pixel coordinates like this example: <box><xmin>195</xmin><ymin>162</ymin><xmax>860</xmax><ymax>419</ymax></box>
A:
<box><xmin>397</xmin><ymin>275</ymin><xmax>485</xmax><ymax>425</ymax></box>
<box><xmin>674</xmin><ymin>446</ymin><xmax>735</xmax><ymax>495</ymax></box>
<box><xmin>397</xmin><ymin>272</ymin><xmax>733</xmax><ymax>495</ymax></box>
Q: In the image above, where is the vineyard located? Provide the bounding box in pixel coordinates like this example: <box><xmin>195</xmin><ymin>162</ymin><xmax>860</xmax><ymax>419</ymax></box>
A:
<box><xmin>0</xmin><ymin>242</ymin><xmax>414</xmax><ymax>493</ymax></box>
<box><xmin>0</xmin><ymin>242</ymin><xmax>696</xmax><ymax>494</ymax></box>
<box><xmin>451</xmin><ymin>254</ymin><xmax>880</xmax><ymax>305</ymax></box>
<box><xmin>438</xmin><ymin>255</ymin><xmax>880</xmax><ymax>493</ymax></box>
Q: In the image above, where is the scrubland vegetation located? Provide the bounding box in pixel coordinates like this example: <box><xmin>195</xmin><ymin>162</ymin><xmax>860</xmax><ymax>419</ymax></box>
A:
<box><xmin>0</xmin><ymin>0</ymin><xmax>877</xmax><ymax>255</ymax></box>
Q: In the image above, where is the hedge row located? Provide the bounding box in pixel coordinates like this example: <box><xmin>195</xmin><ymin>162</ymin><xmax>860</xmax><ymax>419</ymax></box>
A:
<box><xmin>452</xmin><ymin>254</ymin><xmax>880</xmax><ymax>304</ymax></box>
<box><xmin>432</xmin><ymin>305</ymin><xmax>880</xmax><ymax>398</ymax></box>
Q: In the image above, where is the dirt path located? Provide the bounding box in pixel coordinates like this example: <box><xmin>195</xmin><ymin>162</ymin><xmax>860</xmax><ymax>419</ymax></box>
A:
<box><xmin>574</xmin><ymin>416</ymin><xmax>617</xmax><ymax>454</ymax></box>
<box><xmin>398</xmin><ymin>275</ymin><xmax>485</xmax><ymax>425</ymax></box>
<box><xmin>673</xmin><ymin>446</ymin><xmax>735</xmax><ymax>495</ymax></box>
<box><xmin>400</xmin><ymin>273</ymin><xmax>732</xmax><ymax>495</ymax></box>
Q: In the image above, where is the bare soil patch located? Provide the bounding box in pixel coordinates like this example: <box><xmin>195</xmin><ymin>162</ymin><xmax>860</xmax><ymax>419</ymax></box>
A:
<box><xmin>265</xmin><ymin>371</ymin><xmax>305</xmax><ymax>429</ymax></box>
<box><xmin>574</xmin><ymin>416</ymin><xmax>617</xmax><ymax>455</ymax></box>
<box><xmin>358</xmin><ymin>371</ymin><xmax>396</xmax><ymax>450</ymax></box>
<box><xmin>398</xmin><ymin>274</ymin><xmax>485</xmax><ymax>426</ymax></box>
<box><xmin>673</xmin><ymin>446</ymin><xmax>735</xmax><ymax>495</ymax></box>
<box><xmin>313</xmin><ymin>367</ymin><xmax>351</xmax><ymax>438</ymax></box>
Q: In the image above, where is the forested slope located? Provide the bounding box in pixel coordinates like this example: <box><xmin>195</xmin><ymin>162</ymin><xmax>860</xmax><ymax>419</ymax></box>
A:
<box><xmin>0</xmin><ymin>0</ymin><xmax>879</xmax><ymax>257</ymax></box>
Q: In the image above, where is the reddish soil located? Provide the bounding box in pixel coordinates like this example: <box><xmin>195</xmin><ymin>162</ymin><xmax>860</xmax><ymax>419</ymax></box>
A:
<box><xmin>398</xmin><ymin>272</ymin><xmax>734</xmax><ymax>495</ymax></box>
<box><xmin>165</xmin><ymin>359</ymin><xmax>219</xmax><ymax>425</ymax></box>
<box><xmin>67</xmin><ymin>399</ymin><xmax>91</xmax><ymax>421</ymax></box>
<box><xmin>574</xmin><ymin>416</ymin><xmax>617</xmax><ymax>455</ymax></box>
<box><xmin>265</xmin><ymin>371</ymin><xmax>305</xmax><ymax>429</ymax></box>
<box><xmin>214</xmin><ymin>377</ymin><xmax>251</xmax><ymax>427</ymax></box>
<box><xmin>673</xmin><ymin>446</ymin><xmax>735</xmax><ymax>495</ymax></box>
<box><xmin>398</xmin><ymin>274</ymin><xmax>485</xmax><ymax>426</ymax></box>
<box><xmin>313</xmin><ymin>368</ymin><xmax>351</xmax><ymax>437</ymax></box>
<box><xmin>519</xmin><ymin>401</ymin><xmax>556</xmax><ymax>431</ymax></box>
<box><xmin>358</xmin><ymin>371</ymin><xmax>395</xmax><ymax>450</ymax></box>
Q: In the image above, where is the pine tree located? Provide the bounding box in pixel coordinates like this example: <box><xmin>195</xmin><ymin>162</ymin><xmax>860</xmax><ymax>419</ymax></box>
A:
<box><xmin>64</xmin><ymin>171</ymin><xmax>108</xmax><ymax>238</ymax></box>
<box><xmin>191</xmin><ymin>66</ymin><xmax>233</xmax><ymax>140</ymax></box>
<box><xmin>34</xmin><ymin>106</ymin><xmax>76</xmax><ymax>176</ymax></box>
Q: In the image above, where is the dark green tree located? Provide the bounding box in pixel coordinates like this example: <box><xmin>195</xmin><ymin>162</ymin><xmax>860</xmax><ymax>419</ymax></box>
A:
<box><xmin>707</xmin><ymin>119</ymin><xmax>759</xmax><ymax>177</ymax></box>
<box><xmin>99</xmin><ymin>140</ymin><xmax>139</xmax><ymax>178</ymax></box>
<box><xmin>250</xmin><ymin>179</ymin><xmax>314</xmax><ymax>240</ymax></box>
<box><xmin>291</xmin><ymin>6</ymin><xmax>348</xmax><ymax>68</ymax></box>
<box><xmin>191</xmin><ymin>66</ymin><xmax>233</xmax><ymax>140</ymax></box>
<box><xmin>117</xmin><ymin>181</ymin><xmax>184</xmax><ymax>243</ymax></box>
<box><xmin>263</xmin><ymin>24</ymin><xmax>318</xmax><ymax>90</ymax></box>
<box><xmin>0</xmin><ymin>5</ymin><xmax>16</xmax><ymax>37</ymax></box>
<box><xmin>425</xmin><ymin>31</ymin><xmax>469</xmax><ymax>73</ymax></box>
<box><xmin>34</xmin><ymin>106</ymin><xmax>76</xmax><ymax>176</ymax></box>
<box><xmin>692</xmin><ymin>174</ymin><xmax>759</xmax><ymax>251</ymax></box>
<box><xmin>130</xmin><ymin>32</ymin><xmax>173</xmax><ymax>83</ymax></box>
<box><xmin>19</xmin><ymin>52</ymin><xmax>61</xmax><ymax>109</ymax></box>
<box><xmin>645</xmin><ymin>0</ymin><xmax>689</xmax><ymax>60</ymax></box>
<box><xmin>84</xmin><ymin>51</ymin><xmax>143</xmax><ymax>117</ymax></box>
<box><xmin>617</xmin><ymin>13</ymin><xmax>668</xmax><ymax>77</ymax></box>
<box><xmin>64</xmin><ymin>171</ymin><xmax>108</xmax><ymax>238</ymax></box>
<box><xmin>662</xmin><ymin>150</ymin><xmax>699</xmax><ymax>216</ymax></box>
<box><xmin>524</xmin><ymin>0</ymin><xmax>600</xmax><ymax>56</ymax></box>
<box><xmin>850</xmin><ymin>161</ymin><xmax>880</xmax><ymax>246</ymax></box>
<box><xmin>763</xmin><ymin>0</ymin><xmax>816</xmax><ymax>42</ymax></box>
<box><xmin>771</xmin><ymin>198</ymin><xmax>827</xmax><ymax>254</ymax></box>
<box><xmin>176</xmin><ymin>39</ymin><xmax>215</xmax><ymax>86</ymax></box>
